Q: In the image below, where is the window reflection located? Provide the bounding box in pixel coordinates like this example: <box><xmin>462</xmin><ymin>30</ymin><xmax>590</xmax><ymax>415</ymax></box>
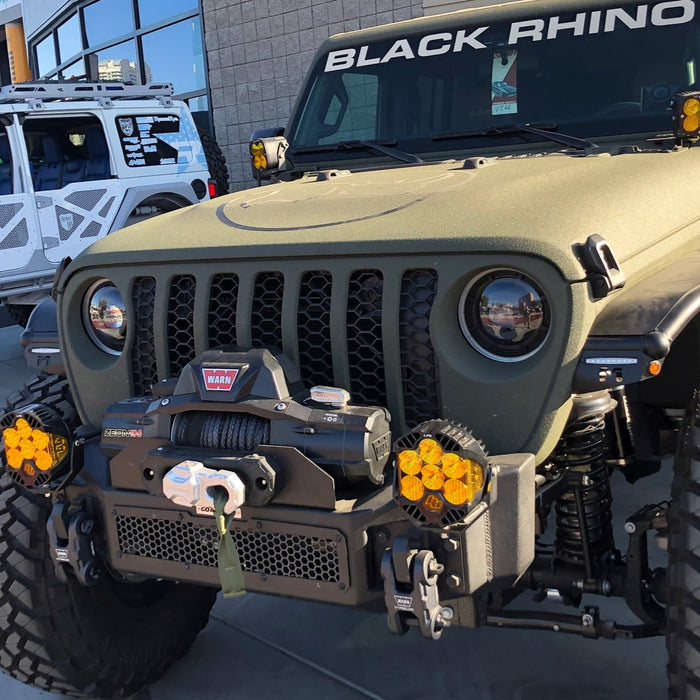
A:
<box><xmin>141</xmin><ymin>18</ymin><xmax>204</xmax><ymax>94</ymax></box>
<box><xmin>138</xmin><ymin>0</ymin><xmax>197</xmax><ymax>28</ymax></box>
<box><xmin>88</xmin><ymin>40</ymin><xmax>146</xmax><ymax>83</ymax></box>
<box><xmin>61</xmin><ymin>58</ymin><xmax>86</xmax><ymax>80</ymax></box>
<box><xmin>57</xmin><ymin>14</ymin><xmax>81</xmax><ymax>64</ymax></box>
<box><xmin>84</xmin><ymin>0</ymin><xmax>134</xmax><ymax>48</ymax></box>
<box><xmin>36</xmin><ymin>34</ymin><xmax>56</xmax><ymax>76</ymax></box>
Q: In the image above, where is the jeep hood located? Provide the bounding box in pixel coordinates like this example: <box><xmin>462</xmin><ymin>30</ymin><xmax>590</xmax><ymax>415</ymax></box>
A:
<box><xmin>67</xmin><ymin>149</ymin><xmax>700</xmax><ymax>284</ymax></box>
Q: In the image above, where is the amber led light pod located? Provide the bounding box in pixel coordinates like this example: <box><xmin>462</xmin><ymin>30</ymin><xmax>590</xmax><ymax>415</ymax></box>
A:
<box><xmin>1</xmin><ymin>404</ymin><xmax>71</xmax><ymax>488</ymax></box>
<box><xmin>393</xmin><ymin>419</ymin><xmax>488</xmax><ymax>526</ymax></box>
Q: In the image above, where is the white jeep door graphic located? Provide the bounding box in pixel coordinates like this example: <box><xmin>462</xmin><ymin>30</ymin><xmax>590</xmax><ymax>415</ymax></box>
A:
<box><xmin>36</xmin><ymin>180</ymin><xmax>123</xmax><ymax>264</ymax></box>
<box><xmin>0</xmin><ymin>194</ymin><xmax>41</xmax><ymax>272</ymax></box>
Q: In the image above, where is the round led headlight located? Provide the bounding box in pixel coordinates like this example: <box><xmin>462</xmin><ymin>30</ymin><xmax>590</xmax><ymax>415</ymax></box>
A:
<box><xmin>459</xmin><ymin>269</ymin><xmax>550</xmax><ymax>362</ymax></box>
<box><xmin>83</xmin><ymin>280</ymin><xmax>127</xmax><ymax>355</ymax></box>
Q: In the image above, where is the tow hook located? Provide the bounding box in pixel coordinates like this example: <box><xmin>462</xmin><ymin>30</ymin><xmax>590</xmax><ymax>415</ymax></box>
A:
<box><xmin>381</xmin><ymin>537</ymin><xmax>450</xmax><ymax>640</ymax></box>
<box><xmin>46</xmin><ymin>500</ymin><xmax>101</xmax><ymax>586</ymax></box>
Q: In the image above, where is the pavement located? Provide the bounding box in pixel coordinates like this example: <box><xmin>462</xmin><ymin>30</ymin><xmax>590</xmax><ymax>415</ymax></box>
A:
<box><xmin>0</xmin><ymin>321</ymin><xmax>670</xmax><ymax>699</ymax></box>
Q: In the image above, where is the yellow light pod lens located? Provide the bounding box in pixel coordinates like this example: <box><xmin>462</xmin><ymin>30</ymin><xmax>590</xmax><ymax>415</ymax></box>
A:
<box><xmin>6</xmin><ymin>447</ymin><xmax>22</xmax><ymax>469</ymax></box>
<box><xmin>397</xmin><ymin>449</ymin><xmax>422</xmax><ymax>475</ymax></box>
<box><xmin>684</xmin><ymin>114</ymin><xmax>700</xmax><ymax>132</ymax></box>
<box><xmin>424</xmin><ymin>494</ymin><xmax>444</xmax><ymax>512</ymax></box>
<box><xmin>250</xmin><ymin>141</ymin><xmax>268</xmax><ymax>170</ymax></box>
<box><xmin>23</xmin><ymin>463</ymin><xmax>36</xmax><ymax>477</ymax></box>
<box><xmin>683</xmin><ymin>97</ymin><xmax>700</xmax><ymax>116</ymax></box>
<box><xmin>443</xmin><ymin>478</ymin><xmax>469</xmax><ymax>505</ymax></box>
<box><xmin>421</xmin><ymin>463</ymin><xmax>445</xmax><ymax>490</ymax></box>
<box><xmin>441</xmin><ymin>452</ymin><xmax>466</xmax><ymax>479</ymax></box>
<box><xmin>3</xmin><ymin>427</ymin><xmax>19</xmax><ymax>449</ymax></box>
<box><xmin>19</xmin><ymin>439</ymin><xmax>35</xmax><ymax>459</ymax></box>
<box><xmin>35</xmin><ymin>450</ymin><xmax>52</xmax><ymax>471</ymax></box>
<box><xmin>31</xmin><ymin>429</ymin><xmax>49</xmax><ymax>451</ymax></box>
<box><xmin>400</xmin><ymin>474</ymin><xmax>425</xmax><ymax>501</ymax></box>
<box><xmin>15</xmin><ymin>418</ymin><xmax>32</xmax><ymax>439</ymax></box>
<box><xmin>464</xmin><ymin>461</ymin><xmax>485</xmax><ymax>501</ymax></box>
<box><xmin>418</xmin><ymin>438</ymin><xmax>443</xmax><ymax>465</ymax></box>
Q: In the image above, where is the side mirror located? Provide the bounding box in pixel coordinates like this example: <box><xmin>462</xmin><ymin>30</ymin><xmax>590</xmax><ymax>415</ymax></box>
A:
<box><xmin>249</xmin><ymin>127</ymin><xmax>288</xmax><ymax>182</ymax></box>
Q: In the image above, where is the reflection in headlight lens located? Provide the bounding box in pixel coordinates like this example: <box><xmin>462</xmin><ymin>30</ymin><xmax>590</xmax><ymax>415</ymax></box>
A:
<box><xmin>84</xmin><ymin>281</ymin><xmax>127</xmax><ymax>355</ymax></box>
<box><xmin>460</xmin><ymin>270</ymin><xmax>550</xmax><ymax>361</ymax></box>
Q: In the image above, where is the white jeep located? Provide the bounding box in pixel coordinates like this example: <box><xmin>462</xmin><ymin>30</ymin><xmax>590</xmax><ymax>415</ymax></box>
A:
<box><xmin>0</xmin><ymin>82</ymin><xmax>228</xmax><ymax>326</ymax></box>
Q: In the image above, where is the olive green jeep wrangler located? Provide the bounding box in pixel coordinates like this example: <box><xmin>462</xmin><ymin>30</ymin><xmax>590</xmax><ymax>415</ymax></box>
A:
<box><xmin>2</xmin><ymin>0</ymin><xmax>700</xmax><ymax>696</ymax></box>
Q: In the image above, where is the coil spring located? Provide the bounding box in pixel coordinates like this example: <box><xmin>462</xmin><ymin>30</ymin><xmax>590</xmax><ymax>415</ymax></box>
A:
<box><xmin>553</xmin><ymin>406</ymin><xmax>614</xmax><ymax>571</ymax></box>
<box><xmin>171</xmin><ymin>411</ymin><xmax>270</xmax><ymax>451</ymax></box>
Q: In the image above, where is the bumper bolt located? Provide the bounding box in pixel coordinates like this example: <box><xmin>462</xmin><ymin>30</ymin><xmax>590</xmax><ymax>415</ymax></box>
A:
<box><xmin>624</xmin><ymin>521</ymin><xmax>636</xmax><ymax>534</ymax></box>
<box><xmin>446</xmin><ymin>573</ymin><xmax>461</xmax><ymax>588</ymax></box>
<box><xmin>582</xmin><ymin>613</ymin><xmax>594</xmax><ymax>627</ymax></box>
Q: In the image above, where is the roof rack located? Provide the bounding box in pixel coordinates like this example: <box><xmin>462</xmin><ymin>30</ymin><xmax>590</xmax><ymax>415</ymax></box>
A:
<box><xmin>0</xmin><ymin>82</ymin><xmax>174</xmax><ymax>108</ymax></box>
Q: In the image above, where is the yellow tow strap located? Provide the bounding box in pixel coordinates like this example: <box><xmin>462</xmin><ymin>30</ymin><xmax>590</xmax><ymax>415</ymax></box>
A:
<box><xmin>213</xmin><ymin>489</ymin><xmax>246</xmax><ymax>598</ymax></box>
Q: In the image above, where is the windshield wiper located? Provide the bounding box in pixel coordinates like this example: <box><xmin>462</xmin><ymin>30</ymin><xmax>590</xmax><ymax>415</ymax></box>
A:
<box><xmin>433</xmin><ymin>123</ymin><xmax>597</xmax><ymax>151</ymax></box>
<box><xmin>292</xmin><ymin>140</ymin><xmax>423</xmax><ymax>164</ymax></box>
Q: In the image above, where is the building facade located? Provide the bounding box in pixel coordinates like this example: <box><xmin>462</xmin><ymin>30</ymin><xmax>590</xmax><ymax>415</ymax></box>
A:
<box><xmin>19</xmin><ymin>0</ymin><xmax>466</xmax><ymax>191</ymax></box>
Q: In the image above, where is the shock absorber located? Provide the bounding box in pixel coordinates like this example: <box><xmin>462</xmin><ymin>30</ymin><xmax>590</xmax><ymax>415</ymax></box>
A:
<box><xmin>553</xmin><ymin>391</ymin><xmax>617</xmax><ymax>580</ymax></box>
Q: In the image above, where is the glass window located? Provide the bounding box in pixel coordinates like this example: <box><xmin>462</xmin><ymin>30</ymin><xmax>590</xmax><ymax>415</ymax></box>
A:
<box><xmin>61</xmin><ymin>58</ymin><xmax>86</xmax><ymax>81</ymax></box>
<box><xmin>57</xmin><ymin>14</ymin><xmax>82</xmax><ymax>64</ymax></box>
<box><xmin>36</xmin><ymin>34</ymin><xmax>57</xmax><ymax>77</ymax></box>
<box><xmin>89</xmin><ymin>40</ymin><xmax>140</xmax><ymax>84</ymax></box>
<box><xmin>142</xmin><ymin>18</ymin><xmax>204</xmax><ymax>94</ymax></box>
<box><xmin>84</xmin><ymin>0</ymin><xmax>134</xmax><ymax>48</ymax></box>
<box><xmin>138</xmin><ymin>0</ymin><xmax>197</xmax><ymax>29</ymax></box>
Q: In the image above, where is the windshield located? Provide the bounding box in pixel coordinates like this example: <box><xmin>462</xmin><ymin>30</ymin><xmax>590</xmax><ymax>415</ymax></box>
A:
<box><xmin>289</xmin><ymin>0</ymin><xmax>699</xmax><ymax>163</ymax></box>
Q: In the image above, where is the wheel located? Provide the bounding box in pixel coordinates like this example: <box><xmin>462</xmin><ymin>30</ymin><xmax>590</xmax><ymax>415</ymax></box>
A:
<box><xmin>0</xmin><ymin>374</ymin><xmax>217</xmax><ymax>697</ymax></box>
<box><xmin>199</xmin><ymin>128</ymin><xmax>229</xmax><ymax>196</ymax></box>
<box><xmin>5</xmin><ymin>303</ymin><xmax>33</xmax><ymax>328</ymax></box>
<box><xmin>667</xmin><ymin>387</ymin><xmax>700</xmax><ymax>699</ymax></box>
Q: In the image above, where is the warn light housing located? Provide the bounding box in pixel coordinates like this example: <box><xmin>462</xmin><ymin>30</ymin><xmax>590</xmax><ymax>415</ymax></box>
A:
<box><xmin>1</xmin><ymin>404</ymin><xmax>71</xmax><ymax>487</ymax></box>
<box><xmin>673</xmin><ymin>91</ymin><xmax>700</xmax><ymax>141</ymax></box>
<box><xmin>393</xmin><ymin>419</ymin><xmax>489</xmax><ymax>526</ymax></box>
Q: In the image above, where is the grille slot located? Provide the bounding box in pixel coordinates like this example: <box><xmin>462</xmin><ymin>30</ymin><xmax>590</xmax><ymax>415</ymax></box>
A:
<box><xmin>347</xmin><ymin>270</ymin><xmax>386</xmax><ymax>407</ymax></box>
<box><xmin>399</xmin><ymin>269</ymin><xmax>440</xmax><ymax>428</ymax></box>
<box><xmin>131</xmin><ymin>277</ymin><xmax>157</xmax><ymax>395</ymax></box>
<box><xmin>251</xmin><ymin>271</ymin><xmax>284</xmax><ymax>349</ymax></box>
<box><xmin>298</xmin><ymin>271</ymin><xmax>333</xmax><ymax>387</ymax></box>
<box><xmin>116</xmin><ymin>514</ymin><xmax>342</xmax><ymax>582</ymax></box>
<box><xmin>168</xmin><ymin>275</ymin><xmax>196</xmax><ymax>376</ymax></box>
<box><xmin>208</xmin><ymin>273</ymin><xmax>239</xmax><ymax>348</ymax></box>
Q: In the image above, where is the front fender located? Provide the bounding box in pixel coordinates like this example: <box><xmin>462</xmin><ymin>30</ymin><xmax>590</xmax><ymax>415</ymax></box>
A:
<box><xmin>20</xmin><ymin>296</ymin><xmax>64</xmax><ymax>376</ymax></box>
<box><xmin>574</xmin><ymin>252</ymin><xmax>700</xmax><ymax>393</ymax></box>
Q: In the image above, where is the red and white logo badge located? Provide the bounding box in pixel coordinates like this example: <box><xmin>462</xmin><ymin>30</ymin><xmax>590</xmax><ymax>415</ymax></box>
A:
<box><xmin>202</xmin><ymin>367</ymin><xmax>239</xmax><ymax>391</ymax></box>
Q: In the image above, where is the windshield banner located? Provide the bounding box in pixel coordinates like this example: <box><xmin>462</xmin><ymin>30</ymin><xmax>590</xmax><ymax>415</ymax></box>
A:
<box><xmin>324</xmin><ymin>0</ymin><xmax>695</xmax><ymax>72</ymax></box>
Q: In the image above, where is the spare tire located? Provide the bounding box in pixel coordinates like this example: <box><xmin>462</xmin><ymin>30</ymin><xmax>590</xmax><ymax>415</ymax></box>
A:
<box><xmin>199</xmin><ymin>128</ymin><xmax>229</xmax><ymax>196</ymax></box>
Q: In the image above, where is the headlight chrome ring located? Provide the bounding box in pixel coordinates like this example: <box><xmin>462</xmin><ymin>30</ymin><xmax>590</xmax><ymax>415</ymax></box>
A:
<box><xmin>459</xmin><ymin>269</ymin><xmax>550</xmax><ymax>362</ymax></box>
<box><xmin>83</xmin><ymin>280</ymin><xmax>127</xmax><ymax>355</ymax></box>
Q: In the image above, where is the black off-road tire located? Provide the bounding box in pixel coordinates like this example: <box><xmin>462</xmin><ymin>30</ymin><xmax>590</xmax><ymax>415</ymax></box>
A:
<box><xmin>667</xmin><ymin>388</ymin><xmax>700</xmax><ymax>699</ymax></box>
<box><xmin>0</xmin><ymin>374</ymin><xmax>217</xmax><ymax>697</ymax></box>
<box><xmin>199</xmin><ymin>128</ymin><xmax>229</xmax><ymax>196</ymax></box>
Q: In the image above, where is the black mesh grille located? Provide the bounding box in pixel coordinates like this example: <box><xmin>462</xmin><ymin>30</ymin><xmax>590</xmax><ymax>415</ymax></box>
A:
<box><xmin>399</xmin><ymin>269</ymin><xmax>440</xmax><ymax>428</ymax></box>
<box><xmin>116</xmin><ymin>515</ymin><xmax>341</xmax><ymax>582</ymax></box>
<box><xmin>208</xmin><ymin>273</ymin><xmax>238</xmax><ymax>348</ymax></box>
<box><xmin>347</xmin><ymin>270</ymin><xmax>386</xmax><ymax>406</ymax></box>
<box><xmin>251</xmin><ymin>272</ymin><xmax>284</xmax><ymax>349</ymax></box>
<box><xmin>131</xmin><ymin>277</ymin><xmax>156</xmax><ymax>395</ymax></box>
<box><xmin>168</xmin><ymin>275</ymin><xmax>196</xmax><ymax>376</ymax></box>
<box><xmin>298</xmin><ymin>271</ymin><xmax>333</xmax><ymax>387</ymax></box>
